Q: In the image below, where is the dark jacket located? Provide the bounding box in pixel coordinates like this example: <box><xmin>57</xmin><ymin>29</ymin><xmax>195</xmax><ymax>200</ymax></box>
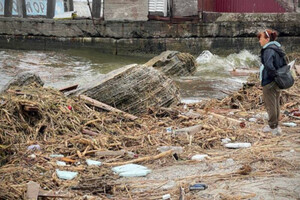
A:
<box><xmin>260</xmin><ymin>42</ymin><xmax>287</xmax><ymax>86</ymax></box>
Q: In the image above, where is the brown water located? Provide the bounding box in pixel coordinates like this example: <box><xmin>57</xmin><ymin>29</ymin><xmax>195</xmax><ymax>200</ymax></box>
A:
<box><xmin>0</xmin><ymin>49</ymin><xmax>260</xmax><ymax>103</ymax></box>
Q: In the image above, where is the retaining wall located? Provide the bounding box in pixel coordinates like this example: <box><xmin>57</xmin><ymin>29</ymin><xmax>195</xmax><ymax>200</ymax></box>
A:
<box><xmin>0</xmin><ymin>13</ymin><xmax>300</xmax><ymax>56</ymax></box>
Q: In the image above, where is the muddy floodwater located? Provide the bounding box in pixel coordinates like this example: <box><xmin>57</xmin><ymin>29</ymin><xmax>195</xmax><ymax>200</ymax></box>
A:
<box><xmin>0</xmin><ymin>49</ymin><xmax>260</xmax><ymax>103</ymax></box>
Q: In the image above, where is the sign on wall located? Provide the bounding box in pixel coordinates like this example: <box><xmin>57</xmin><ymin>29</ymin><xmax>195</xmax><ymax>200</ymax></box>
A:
<box><xmin>0</xmin><ymin>0</ymin><xmax>64</xmax><ymax>16</ymax></box>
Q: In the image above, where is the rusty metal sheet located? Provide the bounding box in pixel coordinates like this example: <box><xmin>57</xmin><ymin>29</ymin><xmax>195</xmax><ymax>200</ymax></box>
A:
<box><xmin>215</xmin><ymin>0</ymin><xmax>286</xmax><ymax>13</ymax></box>
<box><xmin>199</xmin><ymin>0</ymin><xmax>287</xmax><ymax>13</ymax></box>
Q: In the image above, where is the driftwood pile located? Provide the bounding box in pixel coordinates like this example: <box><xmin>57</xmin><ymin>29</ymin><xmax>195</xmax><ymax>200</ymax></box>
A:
<box><xmin>0</xmin><ymin>72</ymin><xmax>299</xmax><ymax>199</ymax></box>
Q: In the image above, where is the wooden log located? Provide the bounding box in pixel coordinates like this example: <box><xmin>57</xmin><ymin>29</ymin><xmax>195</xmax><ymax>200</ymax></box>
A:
<box><xmin>59</xmin><ymin>84</ymin><xmax>78</xmax><ymax>93</ymax></box>
<box><xmin>79</xmin><ymin>95</ymin><xmax>138</xmax><ymax>121</ymax></box>
<box><xmin>73</xmin><ymin>64</ymin><xmax>180</xmax><ymax>115</ymax></box>
<box><xmin>26</xmin><ymin>181</ymin><xmax>40</xmax><ymax>200</ymax></box>
<box><xmin>103</xmin><ymin>150</ymin><xmax>173</xmax><ymax>166</ymax></box>
<box><xmin>145</xmin><ymin>51</ymin><xmax>196</xmax><ymax>76</ymax></box>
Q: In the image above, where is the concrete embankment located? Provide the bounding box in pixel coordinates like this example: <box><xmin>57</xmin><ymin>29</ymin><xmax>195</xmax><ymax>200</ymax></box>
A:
<box><xmin>0</xmin><ymin>13</ymin><xmax>300</xmax><ymax>56</ymax></box>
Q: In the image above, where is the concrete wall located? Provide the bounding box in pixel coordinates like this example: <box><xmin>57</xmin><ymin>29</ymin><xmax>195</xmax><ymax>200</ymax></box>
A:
<box><xmin>104</xmin><ymin>0</ymin><xmax>148</xmax><ymax>21</ymax></box>
<box><xmin>173</xmin><ymin>0</ymin><xmax>198</xmax><ymax>17</ymax></box>
<box><xmin>0</xmin><ymin>13</ymin><xmax>300</xmax><ymax>56</ymax></box>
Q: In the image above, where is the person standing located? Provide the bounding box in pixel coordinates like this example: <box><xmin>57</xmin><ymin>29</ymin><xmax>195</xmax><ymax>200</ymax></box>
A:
<box><xmin>257</xmin><ymin>29</ymin><xmax>286</xmax><ymax>135</ymax></box>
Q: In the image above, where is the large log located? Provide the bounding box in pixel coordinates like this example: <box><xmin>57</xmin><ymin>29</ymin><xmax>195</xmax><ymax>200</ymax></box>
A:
<box><xmin>0</xmin><ymin>72</ymin><xmax>44</xmax><ymax>94</ymax></box>
<box><xmin>145</xmin><ymin>51</ymin><xmax>196</xmax><ymax>76</ymax></box>
<box><xmin>73</xmin><ymin>64</ymin><xmax>181</xmax><ymax>114</ymax></box>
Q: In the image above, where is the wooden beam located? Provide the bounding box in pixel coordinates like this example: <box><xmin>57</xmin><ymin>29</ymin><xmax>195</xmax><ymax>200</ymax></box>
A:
<box><xmin>46</xmin><ymin>0</ymin><xmax>56</xmax><ymax>18</ymax></box>
<box><xmin>59</xmin><ymin>84</ymin><xmax>78</xmax><ymax>93</ymax></box>
<box><xmin>4</xmin><ymin>0</ymin><xmax>13</xmax><ymax>17</ymax></box>
<box><xmin>79</xmin><ymin>95</ymin><xmax>138</xmax><ymax>121</ymax></box>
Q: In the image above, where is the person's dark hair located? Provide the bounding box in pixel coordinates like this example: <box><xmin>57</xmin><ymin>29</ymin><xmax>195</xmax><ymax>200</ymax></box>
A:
<box><xmin>257</xmin><ymin>29</ymin><xmax>278</xmax><ymax>41</ymax></box>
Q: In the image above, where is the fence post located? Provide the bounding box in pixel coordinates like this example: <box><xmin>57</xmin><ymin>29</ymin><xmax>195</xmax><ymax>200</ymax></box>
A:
<box><xmin>69</xmin><ymin>0</ymin><xmax>73</xmax><ymax>11</ymax></box>
<box><xmin>92</xmin><ymin>0</ymin><xmax>101</xmax><ymax>18</ymax></box>
<box><xmin>4</xmin><ymin>0</ymin><xmax>13</xmax><ymax>17</ymax></box>
<box><xmin>17</xmin><ymin>0</ymin><xmax>26</xmax><ymax>17</ymax></box>
<box><xmin>47</xmin><ymin>0</ymin><xmax>56</xmax><ymax>18</ymax></box>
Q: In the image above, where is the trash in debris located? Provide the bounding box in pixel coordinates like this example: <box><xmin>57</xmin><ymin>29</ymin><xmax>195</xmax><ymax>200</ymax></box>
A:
<box><xmin>221</xmin><ymin>138</ymin><xmax>231</xmax><ymax>144</ymax></box>
<box><xmin>56</xmin><ymin>161</ymin><xmax>67</xmax><ymax>166</ymax></box>
<box><xmin>290</xmin><ymin>149</ymin><xmax>295</xmax><ymax>153</ymax></box>
<box><xmin>126</xmin><ymin>151</ymin><xmax>138</xmax><ymax>158</ymax></box>
<box><xmin>27</xmin><ymin>144</ymin><xmax>41</xmax><ymax>151</ymax></box>
<box><xmin>61</xmin><ymin>157</ymin><xmax>76</xmax><ymax>163</ymax></box>
<box><xmin>56</xmin><ymin>169</ymin><xmax>78</xmax><ymax>180</ymax></box>
<box><xmin>282</xmin><ymin>122</ymin><xmax>297</xmax><ymax>127</ymax></box>
<box><xmin>224</xmin><ymin>143</ymin><xmax>251</xmax><ymax>149</ymax></box>
<box><xmin>166</xmin><ymin>127</ymin><xmax>173</xmax><ymax>133</ymax></box>
<box><xmin>189</xmin><ymin>183</ymin><xmax>208</xmax><ymax>191</ymax></box>
<box><xmin>248</xmin><ymin>118</ymin><xmax>257</xmax><ymax>122</ymax></box>
<box><xmin>112</xmin><ymin>164</ymin><xmax>151</xmax><ymax>177</ymax></box>
<box><xmin>254</xmin><ymin>112</ymin><xmax>268</xmax><ymax>120</ymax></box>
<box><xmin>191</xmin><ymin>154</ymin><xmax>208</xmax><ymax>161</ymax></box>
<box><xmin>162</xmin><ymin>194</ymin><xmax>171</xmax><ymax>200</ymax></box>
<box><xmin>67</xmin><ymin>105</ymin><xmax>72</xmax><ymax>110</ymax></box>
<box><xmin>28</xmin><ymin>154</ymin><xmax>36</xmax><ymax>159</ymax></box>
<box><xmin>292</xmin><ymin>111</ymin><xmax>300</xmax><ymax>116</ymax></box>
<box><xmin>157</xmin><ymin>146</ymin><xmax>183</xmax><ymax>154</ymax></box>
<box><xmin>239</xmin><ymin>122</ymin><xmax>246</xmax><ymax>128</ymax></box>
<box><xmin>86</xmin><ymin>159</ymin><xmax>102</xmax><ymax>166</ymax></box>
<box><xmin>50</xmin><ymin>154</ymin><xmax>64</xmax><ymax>158</ymax></box>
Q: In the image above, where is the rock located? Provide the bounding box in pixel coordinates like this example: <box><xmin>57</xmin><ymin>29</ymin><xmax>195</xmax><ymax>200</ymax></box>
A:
<box><xmin>145</xmin><ymin>51</ymin><xmax>196</xmax><ymax>76</ymax></box>
<box><xmin>0</xmin><ymin>72</ymin><xmax>44</xmax><ymax>93</ymax></box>
<box><xmin>73</xmin><ymin>64</ymin><xmax>180</xmax><ymax>114</ymax></box>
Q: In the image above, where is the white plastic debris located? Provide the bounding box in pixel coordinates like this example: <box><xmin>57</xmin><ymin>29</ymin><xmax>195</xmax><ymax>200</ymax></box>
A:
<box><xmin>56</xmin><ymin>161</ymin><xmax>67</xmax><ymax>166</ymax></box>
<box><xmin>290</xmin><ymin>149</ymin><xmax>295</xmax><ymax>153</ymax></box>
<box><xmin>221</xmin><ymin>138</ymin><xmax>231</xmax><ymax>144</ymax></box>
<box><xmin>29</xmin><ymin>154</ymin><xmax>36</xmax><ymax>159</ymax></box>
<box><xmin>162</xmin><ymin>194</ymin><xmax>171</xmax><ymax>200</ymax></box>
<box><xmin>56</xmin><ymin>169</ymin><xmax>78</xmax><ymax>180</ymax></box>
<box><xmin>228</xmin><ymin>111</ymin><xmax>234</xmax><ymax>115</ymax></box>
<box><xmin>254</xmin><ymin>112</ymin><xmax>268</xmax><ymax>120</ymax></box>
<box><xmin>166</xmin><ymin>127</ymin><xmax>173</xmax><ymax>133</ymax></box>
<box><xmin>191</xmin><ymin>154</ymin><xmax>208</xmax><ymax>161</ymax></box>
<box><xmin>50</xmin><ymin>154</ymin><xmax>64</xmax><ymax>158</ymax></box>
<box><xmin>157</xmin><ymin>146</ymin><xmax>183</xmax><ymax>154</ymax></box>
<box><xmin>248</xmin><ymin>118</ymin><xmax>257</xmax><ymax>122</ymax></box>
<box><xmin>282</xmin><ymin>122</ymin><xmax>297</xmax><ymax>127</ymax></box>
<box><xmin>112</xmin><ymin>164</ymin><xmax>151</xmax><ymax>177</ymax></box>
<box><xmin>225</xmin><ymin>143</ymin><xmax>251</xmax><ymax>149</ymax></box>
<box><xmin>86</xmin><ymin>159</ymin><xmax>102</xmax><ymax>166</ymax></box>
<box><xmin>27</xmin><ymin>144</ymin><xmax>41</xmax><ymax>151</ymax></box>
